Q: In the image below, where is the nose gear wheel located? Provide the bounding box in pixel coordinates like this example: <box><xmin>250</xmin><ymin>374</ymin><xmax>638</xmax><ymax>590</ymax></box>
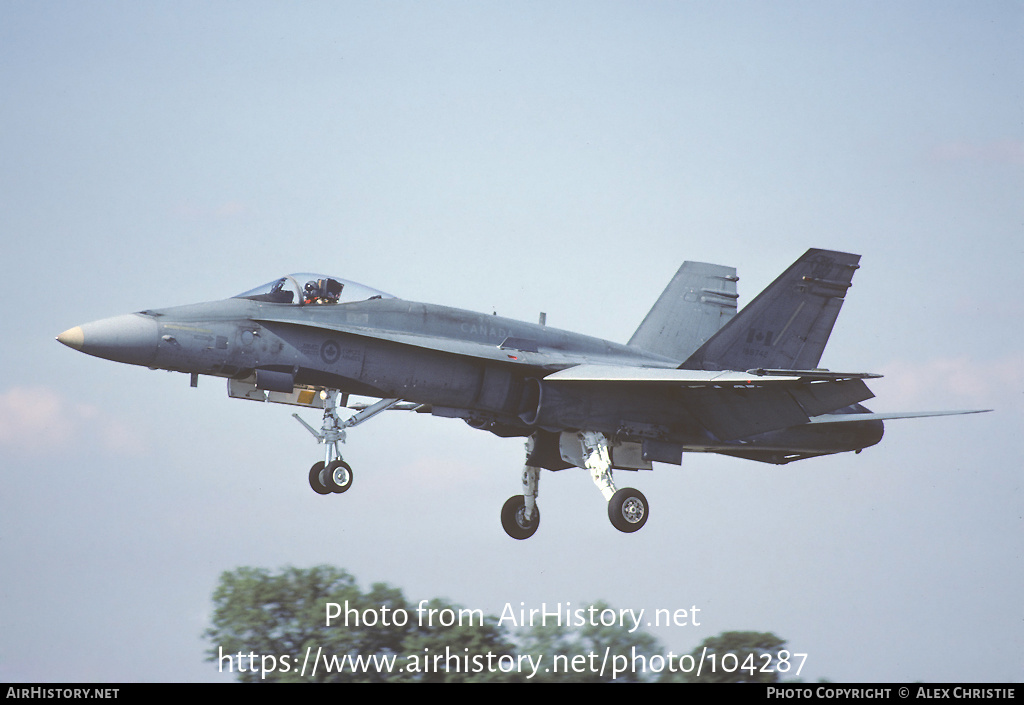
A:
<box><xmin>294</xmin><ymin>391</ymin><xmax>400</xmax><ymax>497</ymax></box>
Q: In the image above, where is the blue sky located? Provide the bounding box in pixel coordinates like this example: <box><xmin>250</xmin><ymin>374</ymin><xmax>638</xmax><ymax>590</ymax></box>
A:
<box><xmin>1</xmin><ymin>1</ymin><xmax>1021</xmax><ymax>682</ymax></box>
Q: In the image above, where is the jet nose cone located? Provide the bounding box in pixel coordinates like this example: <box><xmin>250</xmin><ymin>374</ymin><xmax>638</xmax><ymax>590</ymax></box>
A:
<box><xmin>57</xmin><ymin>313</ymin><xmax>159</xmax><ymax>366</ymax></box>
<box><xmin>57</xmin><ymin>326</ymin><xmax>85</xmax><ymax>351</ymax></box>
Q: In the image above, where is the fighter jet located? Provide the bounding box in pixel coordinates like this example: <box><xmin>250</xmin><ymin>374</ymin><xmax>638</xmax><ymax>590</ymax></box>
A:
<box><xmin>56</xmin><ymin>249</ymin><xmax>987</xmax><ymax>539</ymax></box>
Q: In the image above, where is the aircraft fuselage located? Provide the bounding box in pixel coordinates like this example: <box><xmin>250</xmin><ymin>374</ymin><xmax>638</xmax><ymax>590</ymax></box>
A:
<box><xmin>61</xmin><ymin>294</ymin><xmax>883</xmax><ymax>466</ymax></box>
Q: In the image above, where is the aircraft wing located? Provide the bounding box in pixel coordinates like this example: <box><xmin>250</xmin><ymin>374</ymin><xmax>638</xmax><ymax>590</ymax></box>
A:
<box><xmin>545</xmin><ymin>364</ymin><xmax>879</xmax><ymax>384</ymax></box>
<box><xmin>542</xmin><ymin>364</ymin><xmax>877</xmax><ymax>440</ymax></box>
<box><xmin>254</xmin><ymin>314</ymin><xmax>883</xmax><ymax>440</ymax></box>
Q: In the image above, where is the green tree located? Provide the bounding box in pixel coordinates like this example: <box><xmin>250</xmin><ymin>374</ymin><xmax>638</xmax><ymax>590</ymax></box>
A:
<box><xmin>204</xmin><ymin>565</ymin><xmax>518</xmax><ymax>682</ymax></box>
<box><xmin>206</xmin><ymin>565</ymin><xmax>797</xmax><ymax>683</ymax></box>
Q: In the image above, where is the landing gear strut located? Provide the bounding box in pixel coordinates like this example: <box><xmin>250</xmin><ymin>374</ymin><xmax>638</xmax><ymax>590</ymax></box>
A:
<box><xmin>500</xmin><ymin>431</ymin><xmax>650</xmax><ymax>539</ymax></box>
<box><xmin>294</xmin><ymin>391</ymin><xmax>400</xmax><ymax>496</ymax></box>
<box><xmin>501</xmin><ymin>458</ymin><xmax>540</xmax><ymax>539</ymax></box>
<box><xmin>580</xmin><ymin>430</ymin><xmax>649</xmax><ymax>534</ymax></box>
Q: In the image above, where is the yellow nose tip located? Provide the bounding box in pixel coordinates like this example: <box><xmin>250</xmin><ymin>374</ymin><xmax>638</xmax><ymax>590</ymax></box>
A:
<box><xmin>57</xmin><ymin>326</ymin><xmax>85</xmax><ymax>350</ymax></box>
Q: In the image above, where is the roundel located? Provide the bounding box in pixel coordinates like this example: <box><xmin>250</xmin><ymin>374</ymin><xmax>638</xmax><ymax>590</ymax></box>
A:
<box><xmin>320</xmin><ymin>339</ymin><xmax>341</xmax><ymax>365</ymax></box>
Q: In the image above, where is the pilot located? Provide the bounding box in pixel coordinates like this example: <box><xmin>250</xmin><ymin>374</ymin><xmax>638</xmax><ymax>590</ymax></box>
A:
<box><xmin>303</xmin><ymin>278</ymin><xmax>343</xmax><ymax>305</ymax></box>
<box><xmin>303</xmin><ymin>280</ymin><xmax>321</xmax><ymax>305</ymax></box>
<box><xmin>304</xmin><ymin>278</ymin><xmax>344</xmax><ymax>304</ymax></box>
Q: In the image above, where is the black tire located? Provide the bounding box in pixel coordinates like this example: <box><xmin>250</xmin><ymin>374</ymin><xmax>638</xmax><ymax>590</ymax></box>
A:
<box><xmin>608</xmin><ymin>487</ymin><xmax>648</xmax><ymax>533</ymax></box>
<box><xmin>501</xmin><ymin>495</ymin><xmax>540</xmax><ymax>540</ymax></box>
<box><xmin>325</xmin><ymin>460</ymin><xmax>353</xmax><ymax>493</ymax></box>
<box><xmin>308</xmin><ymin>461</ymin><xmax>331</xmax><ymax>495</ymax></box>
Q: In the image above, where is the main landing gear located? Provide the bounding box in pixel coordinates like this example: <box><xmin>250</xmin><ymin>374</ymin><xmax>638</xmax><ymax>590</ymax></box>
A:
<box><xmin>501</xmin><ymin>431</ymin><xmax>650</xmax><ymax>540</ymax></box>
<box><xmin>501</xmin><ymin>465</ymin><xmax>541</xmax><ymax>539</ymax></box>
<box><xmin>293</xmin><ymin>390</ymin><xmax>400</xmax><ymax>496</ymax></box>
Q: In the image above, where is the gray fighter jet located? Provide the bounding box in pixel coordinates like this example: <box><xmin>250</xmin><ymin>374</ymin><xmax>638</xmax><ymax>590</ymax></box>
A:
<box><xmin>57</xmin><ymin>249</ymin><xmax>987</xmax><ymax>539</ymax></box>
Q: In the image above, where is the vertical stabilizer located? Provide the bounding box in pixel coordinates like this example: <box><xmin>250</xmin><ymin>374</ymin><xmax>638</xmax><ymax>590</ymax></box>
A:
<box><xmin>628</xmin><ymin>262</ymin><xmax>738</xmax><ymax>362</ymax></box>
<box><xmin>681</xmin><ymin>249</ymin><xmax>860</xmax><ymax>372</ymax></box>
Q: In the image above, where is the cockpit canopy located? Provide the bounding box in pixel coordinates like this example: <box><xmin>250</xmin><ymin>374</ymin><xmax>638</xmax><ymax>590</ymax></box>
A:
<box><xmin>234</xmin><ymin>274</ymin><xmax>394</xmax><ymax>306</ymax></box>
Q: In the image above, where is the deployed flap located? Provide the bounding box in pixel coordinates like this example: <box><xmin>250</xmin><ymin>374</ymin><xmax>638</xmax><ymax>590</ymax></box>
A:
<box><xmin>544</xmin><ymin>364</ymin><xmax>876</xmax><ymax>440</ymax></box>
<box><xmin>682</xmin><ymin>249</ymin><xmax>861</xmax><ymax>372</ymax></box>
<box><xmin>628</xmin><ymin>262</ymin><xmax>738</xmax><ymax>362</ymax></box>
<box><xmin>681</xmin><ymin>387</ymin><xmax>810</xmax><ymax>440</ymax></box>
<box><xmin>678</xmin><ymin>378</ymin><xmax>874</xmax><ymax>440</ymax></box>
<box><xmin>787</xmin><ymin>379</ymin><xmax>874</xmax><ymax>417</ymax></box>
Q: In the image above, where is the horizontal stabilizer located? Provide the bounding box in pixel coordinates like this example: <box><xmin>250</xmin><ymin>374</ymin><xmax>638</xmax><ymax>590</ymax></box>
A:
<box><xmin>807</xmin><ymin>409</ymin><xmax>992</xmax><ymax>424</ymax></box>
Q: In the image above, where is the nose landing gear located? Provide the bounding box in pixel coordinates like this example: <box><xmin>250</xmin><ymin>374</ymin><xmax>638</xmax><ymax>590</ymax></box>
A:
<box><xmin>293</xmin><ymin>391</ymin><xmax>400</xmax><ymax>496</ymax></box>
